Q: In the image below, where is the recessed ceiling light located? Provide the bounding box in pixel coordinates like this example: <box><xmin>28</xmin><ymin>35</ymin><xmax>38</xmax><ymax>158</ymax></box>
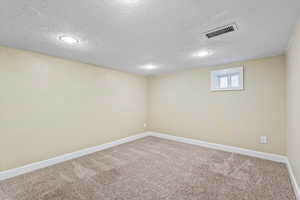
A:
<box><xmin>192</xmin><ymin>49</ymin><xmax>214</xmax><ymax>58</ymax></box>
<box><xmin>194</xmin><ymin>50</ymin><xmax>213</xmax><ymax>57</ymax></box>
<box><xmin>123</xmin><ymin>0</ymin><xmax>139</xmax><ymax>3</ymax></box>
<box><xmin>140</xmin><ymin>64</ymin><xmax>158</xmax><ymax>70</ymax></box>
<box><xmin>119</xmin><ymin>0</ymin><xmax>140</xmax><ymax>5</ymax></box>
<box><xmin>58</xmin><ymin>35</ymin><xmax>79</xmax><ymax>45</ymax></box>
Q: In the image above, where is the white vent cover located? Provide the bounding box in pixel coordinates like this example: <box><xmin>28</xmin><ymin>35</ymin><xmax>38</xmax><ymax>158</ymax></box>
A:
<box><xmin>202</xmin><ymin>23</ymin><xmax>238</xmax><ymax>39</ymax></box>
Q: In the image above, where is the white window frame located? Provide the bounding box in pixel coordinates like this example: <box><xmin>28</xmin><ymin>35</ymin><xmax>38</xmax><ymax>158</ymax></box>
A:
<box><xmin>211</xmin><ymin>66</ymin><xmax>244</xmax><ymax>91</ymax></box>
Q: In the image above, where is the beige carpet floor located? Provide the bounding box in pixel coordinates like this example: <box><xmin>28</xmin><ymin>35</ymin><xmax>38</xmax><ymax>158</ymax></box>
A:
<box><xmin>0</xmin><ymin>136</ymin><xmax>296</xmax><ymax>200</ymax></box>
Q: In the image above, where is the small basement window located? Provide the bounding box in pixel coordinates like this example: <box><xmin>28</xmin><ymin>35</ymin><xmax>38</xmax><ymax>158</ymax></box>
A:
<box><xmin>211</xmin><ymin>67</ymin><xmax>244</xmax><ymax>91</ymax></box>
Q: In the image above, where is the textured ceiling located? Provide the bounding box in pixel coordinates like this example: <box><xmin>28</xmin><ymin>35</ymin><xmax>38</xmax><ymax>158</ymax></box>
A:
<box><xmin>1</xmin><ymin>0</ymin><xmax>300</xmax><ymax>75</ymax></box>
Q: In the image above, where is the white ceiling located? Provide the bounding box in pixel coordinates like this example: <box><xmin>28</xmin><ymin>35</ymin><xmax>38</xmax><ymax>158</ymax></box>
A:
<box><xmin>1</xmin><ymin>0</ymin><xmax>300</xmax><ymax>75</ymax></box>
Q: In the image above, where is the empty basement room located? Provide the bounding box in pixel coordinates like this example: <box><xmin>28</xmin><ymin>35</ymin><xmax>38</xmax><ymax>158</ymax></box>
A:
<box><xmin>1</xmin><ymin>1</ymin><xmax>300</xmax><ymax>200</ymax></box>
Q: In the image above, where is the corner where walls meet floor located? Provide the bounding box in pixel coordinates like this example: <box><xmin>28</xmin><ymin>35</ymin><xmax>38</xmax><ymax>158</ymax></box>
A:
<box><xmin>0</xmin><ymin>132</ymin><xmax>299</xmax><ymax>199</ymax></box>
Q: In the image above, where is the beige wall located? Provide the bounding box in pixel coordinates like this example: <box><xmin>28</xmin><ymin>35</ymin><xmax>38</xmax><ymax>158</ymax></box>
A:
<box><xmin>0</xmin><ymin>46</ymin><xmax>147</xmax><ymax>171</ymax></box>
<box><xmin>0</xmin><ymin>45</ymin><xmax>290</xmax><ymax>172</ymax></box>
<box><xmin>148</xmin><ymin>56</ymin><xmax>286</xmax><ymax>155</ymax></box>
<box><xmin>287</xmin><ymin>20</ymin><xmax>300</xmax><ymax>186</ymax></box>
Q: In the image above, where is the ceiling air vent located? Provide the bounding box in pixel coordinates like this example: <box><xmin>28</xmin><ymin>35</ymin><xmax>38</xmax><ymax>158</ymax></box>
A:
<box><xmin>204</xmin><ymin>23</ymin><xmax>238</xmax><ymax>39</ymax></box>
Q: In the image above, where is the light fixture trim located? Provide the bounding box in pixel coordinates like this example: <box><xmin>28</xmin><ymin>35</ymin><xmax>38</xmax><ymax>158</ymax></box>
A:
<box><xmin>193</xmin><ymin>50</ymin><xmax>214</xmax><ymax>58</ymax></box>
<box><xmin>140</xmin><ymin>64</ymin><xmax>158</xmax><ymax>70</ymax></box>
<box><xmin>58</xmin><ymin>35</ymin><xmax>79</xmax><ymax>45</ymax></box>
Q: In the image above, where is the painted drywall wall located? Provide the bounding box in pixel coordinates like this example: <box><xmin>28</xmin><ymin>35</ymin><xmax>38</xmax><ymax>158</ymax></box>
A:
<box><xmin>0</xmin><ymin>45</ymin><xmax>289</xmax><ymax>172</ymax></box>
<box><xmin>0</xmin><ymin>46</ymin><xmax>147</xmax><ymax>171</ymax></box>
<box><xmin>148</xmin><ymin>56</ymin><xmax>286</xmax><ymax>155</ymax></box>
<box><xmin>287</xmin><ymin>20</ymin><xmax>300</xmax><ymax>187</ymax></box>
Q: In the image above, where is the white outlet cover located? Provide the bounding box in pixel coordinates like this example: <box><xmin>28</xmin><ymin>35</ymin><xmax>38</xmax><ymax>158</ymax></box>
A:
<box><xmin>260</xmin><ymin>136</ymin><xmax>268</xmax><ymax>144</ymax></box>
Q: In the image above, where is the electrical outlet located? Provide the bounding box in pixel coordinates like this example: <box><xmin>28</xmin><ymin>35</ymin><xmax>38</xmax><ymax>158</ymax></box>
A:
<box><xmin>260</xmin><ymin>136</ymin><xmax>268</xmax><ymax>144</ymax></box>
<box><xmin>143</xmin><ymin>123</ymin><xmax>147</xmax><ymax>128</ymax></box>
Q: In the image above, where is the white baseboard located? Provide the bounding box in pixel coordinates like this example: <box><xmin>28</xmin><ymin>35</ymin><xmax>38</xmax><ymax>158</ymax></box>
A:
<box><xmin>0</xmin><ymin>132</ymin><xmax>149</xmax><ymax>181</ymax></box>
<box><xmin>148</xmin><ymin>131</ymin><xmax>299</xmax><ymax>199</ymax></box>
<box><xmin>1</xmin><ymin>131</ymin><xmax>299</xmax><ymax>199</ymax></box>
<box><xmin>286</xmin><ymin>159</ymin><xmax>300</xmax><ymax>200</ymax></box>
<box><xmin>148</xmin><ymin>132</ymin><xmax>287</xmax><ymax>163</ymax></box>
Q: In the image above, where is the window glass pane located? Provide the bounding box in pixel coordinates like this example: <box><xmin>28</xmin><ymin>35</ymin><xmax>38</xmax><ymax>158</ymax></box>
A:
<box><xmin>219</xmin><ymin>76</ymin><xmax>228</xmax><ymax>88</ymax></box>
<box><xmin>211</xmin><ymin>67</ymin><xmax>243</xmax><ymax>91</ymax></box>
<box><xmin>231</xmin><ymin>74</ymin><xmax>240</xmax><ymax>87</ymax></box>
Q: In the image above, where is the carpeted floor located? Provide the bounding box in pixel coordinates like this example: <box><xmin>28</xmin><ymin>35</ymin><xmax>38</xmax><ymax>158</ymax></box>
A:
<box><xmin>0</xmin><ymin>136</ymin><xmax>296</xmax><ymax>200</ymax></box>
